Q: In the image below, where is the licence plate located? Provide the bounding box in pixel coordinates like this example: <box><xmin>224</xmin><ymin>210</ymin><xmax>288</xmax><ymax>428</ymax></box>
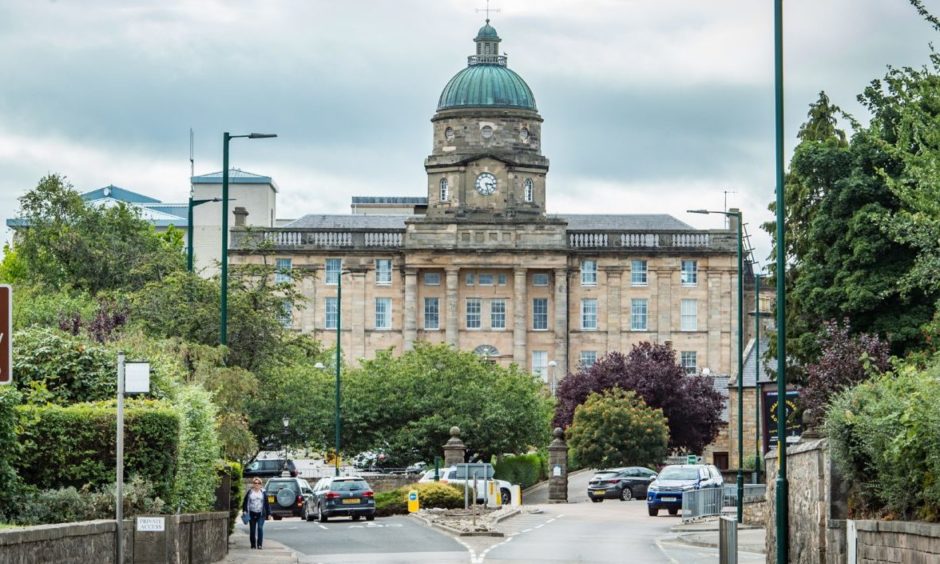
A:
<box><xmin>342</xmin><ymin>498</ymin><xmax>360</xmax><ymax>504</ymax></box>
<box><xmin>267</xmin><ymin>496</ymin><xmax>274</xmax><ymax>503</ymax></box>
<box><xmin>592</xmin><ymin>490</ymin><xmax>606</xmax><ymax>496</ymax></box>
<box><xmin>661</xmin><ymin>497</ymin><xmax>677</xmax><ymax>502</ymax></box>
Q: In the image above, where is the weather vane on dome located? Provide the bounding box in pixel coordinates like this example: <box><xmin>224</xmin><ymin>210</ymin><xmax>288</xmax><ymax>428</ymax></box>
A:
<box><xmin>476</xmin><ymin>0</ymin><xmax>500</xmax><ymax>23</ymax></box>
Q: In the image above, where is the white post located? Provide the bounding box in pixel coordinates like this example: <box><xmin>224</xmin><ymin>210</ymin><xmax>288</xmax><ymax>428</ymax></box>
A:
<box><xmin>116</xmin><ymin>352</ymin><xmax>125</xmax><ymax>564</ymax></box>
<box><xmin>548</xmin><ymin>360</ymin><xmax>558</xmax><ymax>397</ymax></box>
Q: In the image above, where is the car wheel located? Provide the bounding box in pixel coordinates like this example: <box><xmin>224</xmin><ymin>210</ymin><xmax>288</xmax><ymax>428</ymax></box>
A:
<box><xmin>620</xmin><ymin>488</ymin><xmax>633</xmax><ymax>502</ymax></box>
<box><xmin>648</xmin><ymin>507</ymin><xmax>658</xmax><ymax>517</ymax></box>
<box><xmin>352</xmin><ymin>515</ymin><xmax>361</xmax><ymax>521</ymax></box>
<box><xmin>366</xmin><ymin>513</ymin><xmax>375</xmax><ymax>521</ymax></box>
<box><xmin>591</xmin><ymin>497</ymin><xmax>602</xmax><ymax>503</ymax></box>
<box><xmin>500</xmin><ymin>489</ymin><xmax>511</xmax><ymax>506</ymax></box>
<box><xmin>668</xmin><ymin>508</ymin><xmax>679</xmax><ymax>516</ymax></box>
<box><xmin>318</xmin><ymin>504</ymin><xmax>329</xmax><ymax>523</ymax></box>
<box><xmin>304</xmin><ymin>503</ymin><xmax>314</xmax><ymax>522</ymax></box>
<box><xmin>273</xmin><ymin>515</ymin><xmax>283</xmax><ymax>521</ymax></box>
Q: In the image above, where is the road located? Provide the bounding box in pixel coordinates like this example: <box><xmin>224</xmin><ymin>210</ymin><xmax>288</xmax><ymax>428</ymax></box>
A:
<box><xmin>248</xmin><ymin>470</ymin><xmax>763</xmax><ymax>563</ymax></box>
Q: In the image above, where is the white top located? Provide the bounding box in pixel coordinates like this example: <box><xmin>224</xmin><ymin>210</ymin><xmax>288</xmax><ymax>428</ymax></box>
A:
<box><xmin>248</xmin><ymin>489</ymin><xmax>264</xmax><ymax>513</ymax></box>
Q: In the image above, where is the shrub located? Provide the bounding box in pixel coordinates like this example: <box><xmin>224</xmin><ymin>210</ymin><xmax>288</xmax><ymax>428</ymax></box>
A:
<box><xmin>219</xmin><ymin>461</ymin><xmax>243</xmax><ymax>534</ymax></box>
<box><xmin>11</xmin><ymin>327</ymin><xmax>115</xmax><ymax>404</ymax></box>
<box><xmin>494</xmin><ymin>453</ymin><xmax>546</xmax><ymax>489</ymax></box>
<box><xmin>374</xmin><ymin>482</ymin><xmax>463</xmax><ymax>517</ymax></box>
<box><xmin>170</xmin><ymin>386</ymin><xmax>221</xmax><ymax>513</ymax></box>
<box><xmin>567</xmin><ymin>388</ymin><xmax>669</xmax><ymax>469</ymax></box>
<box><xmin>0</xmin><ymin>387</ymin><xmax>22</xmax><ymax>521</ymax></box>
<box><xmin>827</xmin><ymin>366</ymin><xmax>940</xmax><ymax>521</ymax></box>
<box><xmin>10</xmin><ymin>475</ymin><xmax>165</xmax><ymax>526</ymax></box>
<box><xmin>15</xmin><ymin>400</ymin><xmax>180</xmax><ymax>500</ymax></box>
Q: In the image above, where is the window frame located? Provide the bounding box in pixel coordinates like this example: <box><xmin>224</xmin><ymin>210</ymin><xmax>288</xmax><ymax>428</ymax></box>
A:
<box><xmin>466</xmin><ymin>298</ymin><xmax>482</xmax><ymax>330</ymax></box>
<box><xmin>524</xmin><ymin>178</ymin><xmax>534</xmax><ymax>202</ymax></box>
<box><xmin>439</xmin><ymin>177</ymin><xmax>449</xmax><ymax>202</ymax></box>
<box><xmin>581</xmin><ymin>298</ymin><xmax>598</xmax><ymax>331</ymax></box>
<box><xmin>630</xmin><ymin>298</ymin><xmax>648</xmax><ymax>331</ymax></box>
<box><xmin>325</xmin><ymin>258</ymin><xmax>342</xmax><ymax>285</ymax></box>
<box><xmin>374</xmin><ymin>298</ymin><xmax>392</xmax><ymax>330</ymax></box>
<box><xmin>375</xmin><ymin>259</ymin><xmax>392</xmax><ymax>286</ymax></box>
<box><xmin>680</xmin><ymin>299</ymin><xmax>698</xmax><ymax>331</ymax></box>
<box><xmin>423</xmin><ymin>272</ymin><xmax>441</xmax><ymax>286</ymax></box>
<box><xmin>531</xmin><ymin>350</ymin><xmax>548</xmax><ymax>381</ymax></box>
<box><xmin>423</xmin><ymin>297</ymin><xmax>440</xmax><ymax>330</ymax></box>
<box><xmin>681</xmin><ymin>260</ymin><xmax>698</xmax><ymax>287</ymax></box>
<box><xmin>580</xmin><ymin>260</ymin><xmax>598</xmax><ymax>286</ymax></box>
<box><xmin>580</xmin><ymin>350</ymin><xmax>597</xmax><ymax>369</ymax></box>
<box><xmin>631</xmin><ymin>259</ymin><xmax>647</xmax><ymax>287</ymax></box>
<box><xmin>275</xmin><ymin>258</ymin><xmax>292</xmax><ymax>285</ymax></box>
<box><xmin>532</xmin><ymin>297</ymin><xmax>549</xmax><ymax>330</ymax></box>
<box><xmin>532</xmin><ymin>273</ymin><xmax>550</xmax><ymax>287</ymax></box>
<box><xmin>325</xmin><ymin>297</ymin><xmax>338</xmax><ymax>330</ymax></box>
<box><xmin>680</xmin><ymin>351</ymin><xmax>697</xmax><ymax>375</ymax></box>
<box><xmin>490</xmin><ymin>298</ymin><xmax>506</xmax><ymax>330</ymax></box>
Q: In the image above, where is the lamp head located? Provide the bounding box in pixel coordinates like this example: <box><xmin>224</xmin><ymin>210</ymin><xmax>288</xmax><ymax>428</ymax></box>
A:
<box><xmin>687</xmin><ymin>209</ymin><xmax>710</xmax><ymax>215</ymax></box>
<box><xmin>282</xmin><ymin>416</ymin><xmax>290</xmax><ymax>428</ymax></box>
<box><xmin>248</xmin><ymin>133</ymin><xmax>277</xmax><ymax>139</ymax></box>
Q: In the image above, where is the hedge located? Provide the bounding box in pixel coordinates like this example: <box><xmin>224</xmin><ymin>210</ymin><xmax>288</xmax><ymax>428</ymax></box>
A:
<box><xmin>15</xmin><ymin>400</ymin><xmax>180</xmax><ymax>501</ymax></box>
<box><xmin>374</xmin><ymin>482</ymin><xmax>464</xmax><ymax>516</ymax></box>
<box><xmin>494</xmin><ymin>453</ymin><xmax>546</xmax><ymax>490</ymax></box>
<box><xmin>0</xmin><ymin>388</ymin><xmax>21</xmax><ymax>520</ymax></box>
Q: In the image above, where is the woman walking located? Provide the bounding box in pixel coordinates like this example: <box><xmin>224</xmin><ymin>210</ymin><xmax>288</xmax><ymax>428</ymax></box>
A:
<box><xmin>241</xmin><ymin>478</ymin><xmax>272</xmax><ymax>549</ymax></box>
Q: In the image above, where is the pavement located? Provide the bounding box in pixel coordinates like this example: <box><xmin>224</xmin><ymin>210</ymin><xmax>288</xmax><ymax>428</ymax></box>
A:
<box><xmin>671</xmin><ymin>516</ymin><xmax>766</xmax><ymax>554</ymax></box>
<box><xmin>221</xmin><ymin>519</ymin><xmax>299</xmax><ymax>564</ymax></box>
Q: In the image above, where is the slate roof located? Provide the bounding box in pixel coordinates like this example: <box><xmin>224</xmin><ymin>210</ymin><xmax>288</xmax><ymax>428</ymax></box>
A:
<box><xmin>284</xmin><ymin>212</ymin><xmax>695</xmax><ymax>231</ymax></box>
<box><xmin>191</xmin><ymin>169</ymin><xmax>278</xmax><ymax>191</ymax></box>
<box><xmin>739</xmin><ymin>338</ymin><xmax>774</xmax><ymax>388</ymax></box>
<box><xmin>711</xmin><ymin>375</ymin><xmax>731</xmax><ymax>422</ymax></box>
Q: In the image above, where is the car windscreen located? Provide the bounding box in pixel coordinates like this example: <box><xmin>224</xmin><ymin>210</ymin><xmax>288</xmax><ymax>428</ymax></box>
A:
<box><xmin>266</xmin><ymin>480</ymin><xmax>298</xmax><ymax>494</ymax></box>
<box><xmin>591</xmin><ymin>472</ymin><xmax>617</xmax><ymax>480</ymax></box>
<box><xmin>331</xmin><ymin>480</ymin><xmax>369</xmax><ymax>492</ymax></box>
<box><xmin>657</xmin><ymin>467</ymin><xmax>699</xmax><ymax>481</ymax></box>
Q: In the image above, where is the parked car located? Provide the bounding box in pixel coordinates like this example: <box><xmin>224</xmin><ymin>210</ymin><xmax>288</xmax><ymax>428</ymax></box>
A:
<box><xmin>433</xmin><ymin>463</ymin><xmax>512</xmax><ymax>505</ymax></box>
<box><xmin>405</xmin><ymin>461</ymin><xmax>427</xmax><ymax>474</ymax></box>
<box><xmin>264</xmin><ymin>477</ymin><xmax>317</xmax><ymax>521</ymax></box>
<box><xmin>646</xmin><ymin>464</ymin><xmax>723</xmax><ymax>517</ymax></box>
<box><xmin>310</xmin><ymin>476</ymin><xmax>376</xmax><ymax>522</ymax></box>
<box><xmin>244</xmin><ymin>458</ymin><xmax>297</xmax><ymax>479</ymax></box>
<box><xmin>587</xmin><ymin>466</ymin><xmax>657</xmax><ymax>502</ymax></box>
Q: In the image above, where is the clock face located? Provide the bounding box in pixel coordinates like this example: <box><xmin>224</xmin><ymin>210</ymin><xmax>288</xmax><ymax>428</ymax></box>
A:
<box><xmin>475</xmin><ymin>172</ymin><xmax>497</xmax><ymax>195</ymax></box>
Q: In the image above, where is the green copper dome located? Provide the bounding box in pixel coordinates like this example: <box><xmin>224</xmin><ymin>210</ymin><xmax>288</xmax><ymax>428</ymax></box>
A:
<box><xmin>437</xmin><ymin>21</ymin><xmax>537</xmax><ymax>111</ymax></box>
<box><xmin>438</xmin><ymin>65</ymin><xmax>537</xmax><ymax>111</ymax></box>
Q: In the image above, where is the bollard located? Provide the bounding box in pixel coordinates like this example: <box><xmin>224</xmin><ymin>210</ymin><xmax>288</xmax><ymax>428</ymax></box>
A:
<box><xmin>511</xmin><ymin>485</ymin><xmax>522</xmax><ymax>507</ymax></box>
<box><xmin>407</xmin><ymin>490</ymin><xmax>420</xmax><ymax>513</ymax></box>
<box><xmin>719</xmin><ymin>515</ymin><xmax>738</xmax><ymax>564</ymax></box>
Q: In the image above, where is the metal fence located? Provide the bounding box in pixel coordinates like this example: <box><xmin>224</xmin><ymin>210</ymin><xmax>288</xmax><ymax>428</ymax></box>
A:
<box><xmin>681</xmin><ymin>484</ymin><xmax>767</xmax><ymax>522</ymax></box>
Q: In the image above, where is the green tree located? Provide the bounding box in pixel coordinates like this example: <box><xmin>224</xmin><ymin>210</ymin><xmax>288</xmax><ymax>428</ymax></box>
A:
<box><xmin>567</xmin><ymin>388</ymin><xmax>669</xmax><ymax>469</ymax></box>
<box><xmin>0</xmin><ymin>243</ymin><xmax>27</xmax><ymax>284</ymax></box>
<box><xmin>340</xmin><ymin>343</ymin><xmax>553</xmax><ymax>464</ymax></box>
<box><xmin>171</xmin><ymin>386</ymin><xmax>221</xmax><ymax>512</ymax></box>
<box><xmin>13</xmin><ymin>174</ymin><xmax>184</xmax><ymax>294</ymax></box>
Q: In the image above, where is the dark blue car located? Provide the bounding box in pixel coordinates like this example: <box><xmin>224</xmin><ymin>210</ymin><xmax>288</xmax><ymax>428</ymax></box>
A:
<box><xmin>646</xmin><ymin>464</ymin><xmax>723</xmax><ymax>516</ymax></box>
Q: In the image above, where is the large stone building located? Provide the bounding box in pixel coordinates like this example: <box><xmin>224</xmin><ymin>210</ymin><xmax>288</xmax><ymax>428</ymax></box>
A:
<box><xmin>228</xmin><ymin>20</ymin><xmax>746</xmax><ymax>384</ymax></box>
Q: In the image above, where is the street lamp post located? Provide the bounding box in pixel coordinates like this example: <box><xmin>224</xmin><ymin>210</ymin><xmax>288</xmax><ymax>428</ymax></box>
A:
<box><xmin>186</xmin><ymin>194</ymin><xmax>220</xmax><ymax>272</ymax></box>
<box><xmin>754</xmin><ymin>273</ymin><xmax>763</xmax><ymax>485</ymax></box>
<box><xmin>220</xmin><ymin>132</ymin><xmax>277</xmax><ymax>346</ymax></box>
<box><xmin>335</xmin><ymin>270</ymin><xmax>342</xmax><ymax>476</ymax></box>
<box><xmin>548</xmin><ymin>360</ymin><xmax>558</xmax><ymax>397</ymax></box>
<box><xmin>688</xmin><ymin>208</ymin><xmax>744</xmax><ymax>523</ymax></box>
<box><xmin>773</xmin><ymin>0</ymin><xmax>790</xmax><ymax>560</ymax></box>
<box><xmin>281</xmin><ymin>416</ymin><xmax>290</xmax><ymax>475</ymax></box>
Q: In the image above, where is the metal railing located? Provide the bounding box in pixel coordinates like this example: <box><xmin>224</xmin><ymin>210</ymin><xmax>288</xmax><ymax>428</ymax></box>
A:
<box><xmin>681</xmin><ymin>484</ymin><xmax>766</xmax><ymax>522</ymax></box>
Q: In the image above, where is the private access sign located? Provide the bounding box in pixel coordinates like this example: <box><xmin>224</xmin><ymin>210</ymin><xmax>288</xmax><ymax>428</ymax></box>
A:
<box><xmin>0</xmin><ymin>285</ymin><xmax>10</xmax><ymax>384</ymax></box>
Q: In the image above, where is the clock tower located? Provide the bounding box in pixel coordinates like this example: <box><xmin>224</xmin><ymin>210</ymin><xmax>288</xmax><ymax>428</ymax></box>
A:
<box><xmin>424</xmin><ymin>20</ymin><xmax>550</xmax><ymax>219</ymax></box>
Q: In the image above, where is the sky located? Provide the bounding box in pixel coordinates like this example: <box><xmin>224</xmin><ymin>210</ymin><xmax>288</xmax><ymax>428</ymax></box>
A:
<box><xmin>1</xmin><ymin>0</ymin><xmax>937</xmax><ymax>266</ymax></box>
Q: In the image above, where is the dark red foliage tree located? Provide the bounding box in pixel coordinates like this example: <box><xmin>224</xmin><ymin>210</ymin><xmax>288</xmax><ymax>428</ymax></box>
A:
<box><xmin>554</xmin><ymin>342</ymin><xmax>724</xmax><ymax>454</ymax></box>
<box><xmin>801</xmin><ymin>319</ymin><xmax>890</xmax><ymax>416</ymax></box>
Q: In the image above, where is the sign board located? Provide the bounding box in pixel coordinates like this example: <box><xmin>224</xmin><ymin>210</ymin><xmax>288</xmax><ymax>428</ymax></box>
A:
<box><xmin>0</xmin><ymin>285</ymin><xmax>10</xmax><ymax>385</ymax></box>
<box><xmin>552</xmin><ymin>464</ymin><xmax>562</xmax><ymax>477</ymax></box>
<box><xmin>125</xmin><ymin>362</ymin><xmax>151</xmax><ymax>394</ymax></box>
<box><xmin>136</xmin><ymin>516</ymin><xmax>165</xmax><ymax>532</ymax></box>
<box><xmin>687</xmin><ymin>455</ymin><xmax>698</xmax><ymax>465</ymax></box>
<box><xmin>762</xmin><ymin>390</ymin><xmax>801</xmax><ymax>450</ymax></box>
<box><xmin>407</xmin><ymin>490</ymin><xmax>419</xmax><ymax>513</ymax></box>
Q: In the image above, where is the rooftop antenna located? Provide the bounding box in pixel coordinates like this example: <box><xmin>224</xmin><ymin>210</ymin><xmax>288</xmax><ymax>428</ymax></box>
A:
<box><xmin>476</xmin><ymin>0</ymin><xmax>500</xmax><ymax>22</ymax></box>
<box><xmin>723</xmin><ymin>189</ymin><xmax>737</xmax><ymax>228</ymax></box>
<box><xmin>189</xmin><ymin>128</ymin><xmax>195</xmax><ymax>179</ymax></box>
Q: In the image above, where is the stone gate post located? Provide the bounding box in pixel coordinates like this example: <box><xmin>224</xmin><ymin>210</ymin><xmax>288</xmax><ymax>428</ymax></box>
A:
<box><xmin>443</xmin><ymin>426</ymin><xmax>466</xmax><ymax>468</ymax></box>
<box><xmin>548</xmin><ymin>427</ymin><xmax>568</xmax><ymax>503</ymax></box>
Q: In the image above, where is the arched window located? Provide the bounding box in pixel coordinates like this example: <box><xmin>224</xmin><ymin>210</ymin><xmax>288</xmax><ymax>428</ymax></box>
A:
<box><xmin>524</xmin><ymin>178</ymin><xmax>534</xmax><ymax>202</ymax></box>
<box><xmin>440</xmin><ymin>178</ymin><xmax>449</xmax><ymax>202</ymax></box>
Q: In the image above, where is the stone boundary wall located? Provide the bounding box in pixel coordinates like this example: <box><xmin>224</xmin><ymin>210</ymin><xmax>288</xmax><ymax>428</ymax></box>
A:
<box><xmin>0</xmin><ymin>512</ymin><xmax>228</xmax><ymax>564</ymax></box>
<box><xmin>855</xmin><ymin>520</ymin><xmax>940</xmax><ymax>562</ymax></box>
<box><xmin>743</xmin><ymin>500</ymin><xmax>766</xmax><ymax>527</ymax></box>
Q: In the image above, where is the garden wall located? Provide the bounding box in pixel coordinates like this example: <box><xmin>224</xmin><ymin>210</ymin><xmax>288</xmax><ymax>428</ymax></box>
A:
<box><xmin>0</xmin><ymin>512</ymin><xmax>228</xmax><ymax>564</ymax></box>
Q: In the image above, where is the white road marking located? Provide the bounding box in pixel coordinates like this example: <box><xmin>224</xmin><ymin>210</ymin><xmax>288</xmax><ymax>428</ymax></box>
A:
<box><xmin>534</xmin><ymin>524</ymin><xmax>544</xmax><ymax>529</ymax></box>
<box><xmin>453</xmin><ymin>536</ymin><xmax>479</xmax><ymax>563</ymax></box>
<box><xmin>318</xmin><ymin>524</ymin><xmax>328</xmax><ymax>530</ymax></box>
<box><xmin>479</xmin><ymin>535</ymin><xmax>514</xmax><ymax>563</ymax></box>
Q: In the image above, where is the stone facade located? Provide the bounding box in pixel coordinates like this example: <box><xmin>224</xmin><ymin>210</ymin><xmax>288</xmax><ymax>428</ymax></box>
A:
<box><xmin>855</xmin><ymin>520</ymin><xmax>940</xmax><ymax>563</ymax></box>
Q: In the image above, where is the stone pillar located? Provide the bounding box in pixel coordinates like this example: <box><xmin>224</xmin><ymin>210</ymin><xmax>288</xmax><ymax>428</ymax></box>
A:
<box><xmin>300</xmin><ymin>270</ymin><xmax>317</xmax><ymax>333</ymax></box>
<box><xmin>707</xmin><ymin>271</ymin><xmax>722</xmax><ymax>374</ymax></box>
<box><xmin>548</xmin><ymin>427</ymin><xmax>568</xmax><ymax>503</ymax></box>
<box><xmin>350</xmin><ymin>270</ymin><xmax>367</xmax><ymax>360</ymax></box>
<box><xmin>553</xmin><ymin>268</ymin><xmax>568</xmax><ymax>375</ymax></box>
<box><xmin>513</xmin><ymin>267</ymin><xmax>527</xmax><ymax>366</ymax></box>
<box><xmin>403</xmin><ymin>268</ymin><xmax>418</xmax><ymax>350</ymax></box>
<box><xmin>442</xmin><ymin>426</ymin><xmax>466</xmax><ymax>467</ymax></box>
<box><xmin>445</xmin><ymin>268</ymin><xmax>459</xmax><ymax>347</ymax></box>
<box><xmin>605</xmin><ymin>268</ymin><xmax>622</xmax><ymax>353</ymax></box>
<box><xmin>233</xmin><ymin>206</ymin><xmax>248</xmax><ymax>227</ymax></box>
<box><xmin>656</xmin><ymin>265</ymin><xmax>672</xmax><ymax>343</ymax></box>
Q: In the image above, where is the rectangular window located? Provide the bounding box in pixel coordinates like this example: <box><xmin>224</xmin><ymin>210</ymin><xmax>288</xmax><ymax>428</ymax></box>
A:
<box><xmin>681</xmin><ymin>299</ymin><xmax>698</xmax><ymax>331</ymax></box>
<box><xmin>466</xmin><ymin>273</ymin><xmax>475</xmax><ymax>286</ymax></box>
<box><xmin>532</xmin><ymin>351</ymin><xmax>548</xmax><ymax>382</ymax></box>
<box><xmin>532</xmin><ymin>273</ymin><xmax>550</xmax><ymax>286</ymax></box>
<box><xmin>424</xmin><ymin>297</ymin><xmax>439</xmax><ymax>330</ymax></box>
<box><xmin>375</xmin><ymin>259</ymin><xmax>392</xmax><ymax>285</ymax></box>
<box><xmin>424</xmin><ymin>272</ymin><xmax>441</xmax><ymax>286</ymax></box>
<box><xmin>275</xmin><ymin>258</ymin><xmax>292</xmax><ymax>285</ymax></box>
<box><xmin>479</xmin><ymin>273</ymin><xmax>494</xmax><ymax>286</ymax></box>
<box><xmin>532</xmin><ymin>298</ymin><xmax>549</xmax><ymax>330</ymax></box>
<box><xmin>631</xmin><ymin>259</ymin><xmax>647</xmax><ymax>286</ymax></box>
<box><xmin>325</xmin><ymin>297</ymin><xmax>338</xmax><ymax>329</ymax></box>
<box><xmin>581</xmin><ymin>260</ymin><xmax>597</xmax><ymax>286</ymax></box>
<box><xmin>580</xmin><ymin>351</ymin><xmax>597</xmax><ymax>369</ymax></box>
<box><xmin>490</xmin><ymin>299</ymin><xmax>506</xmax><ymax>330</ymax></box>
<box><xmin>326</xmin><ymin>258</ymin><xmax>342</xmax><ymax>285</ymax></box>
<box><xmin>466</xmin><ymin>298</ymin><xmax>482</xmax><ymax>329</ymax></box>
<box><xmin>681</xmin><ymin>260</ymin><xmax>698</xmax><ymax>286</ymax></box>
<box><xmin>631</xmin><ymin>298</ymin><xmax>648</xmax><ymax>331</ymax></box>
<box><xmin>581</xmin><ymin>299</ymin><xmax>598</xmax><ymax>331</ymax></box>
<box><xmin>498</xmin><ymin>273</ymin><xmax>507</xmax><ymax>286</ymax></box>
<box><xmin>279</xmin><ymin>300</ymin><xmax>292</xmax><ymax>328</ymax></box>
<box><xmin>680</xmin><ymin>351</ymin><xmax>697</xmax><ymax>375</ymax></box>
<box><xmin>375</xmin><ymin>298</ymin><xmax>391</xmax><ymax>330</ymax></box>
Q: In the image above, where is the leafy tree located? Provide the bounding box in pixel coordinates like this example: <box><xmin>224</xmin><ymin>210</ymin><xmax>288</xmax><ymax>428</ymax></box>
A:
<box><xmin>567</xmin><ymin>388</ymin><xmax>669</xmax><ymax>469</ymax></box>
<box><xmin>340</xmin><ymin>343</ymin><xmax>553</xmax><ymax>464</ymax></box>
<box><xmin>554</xmin><ymin>343</ymin><xmax>723</xmax><ymax>454</ymax></box>
<box><xmin>11</xmin><ymin>327</ymin><xmax>115</xmax><ymax>404</ymax></box>
<box><xmin>13</xmin><ymin>174</ymin><xmax>185</xmax><ymax>294</ymax></box>
<box><xmin>0</xmin><ymin>243</ymin><xmax>27</xmax><ymax>284</ymax></box>
<box><xmin>171</xmin><ymin>386</ymin><xmax>221</xmax><ymax>512</ymax></box>
<box><xmin>801</xmin><ymin>320</ymin><xmax>890</xmax><ymax>417</ymax></box>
